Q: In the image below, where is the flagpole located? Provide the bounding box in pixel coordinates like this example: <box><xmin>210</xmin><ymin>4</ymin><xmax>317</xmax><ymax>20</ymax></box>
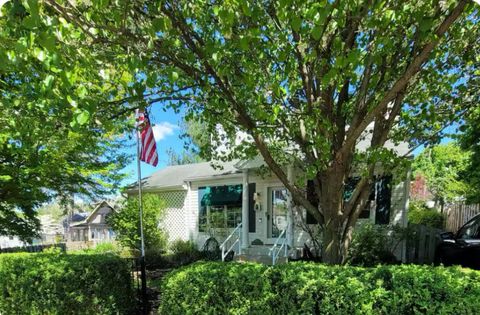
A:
<box><xmin>136</xmin><ymin>128</ymin><xmax>146</xmax><ymax>258</ymax></box>
<box><xmin>136</xmin><ymin>123</ymin><xmax>148</xmax><ymax>314</ymax></box>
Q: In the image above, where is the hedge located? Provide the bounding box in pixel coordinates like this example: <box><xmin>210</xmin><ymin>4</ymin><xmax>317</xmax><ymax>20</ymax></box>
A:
<box><xmin>0</xmin><ymin>252</ymin><xmax>134</xmax><ymax>314</ymax></box>
<box><xmin>160</xmin><ymin>262</ymin><xmax>480</xmax><ymax>315</ymax></box>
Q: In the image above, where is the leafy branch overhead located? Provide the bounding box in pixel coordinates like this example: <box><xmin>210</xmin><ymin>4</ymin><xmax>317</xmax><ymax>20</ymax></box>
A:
<box><xmin>1</xmin><ymin>0</ymin><xmax>478</xmax><ymax>262</ymax></box>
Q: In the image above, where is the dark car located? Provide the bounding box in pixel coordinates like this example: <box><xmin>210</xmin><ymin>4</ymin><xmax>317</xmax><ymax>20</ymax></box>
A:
<box><xmin>435</xmin><ymin>214</ymin><xmax>480</xmax><ymax>269</ymax></box>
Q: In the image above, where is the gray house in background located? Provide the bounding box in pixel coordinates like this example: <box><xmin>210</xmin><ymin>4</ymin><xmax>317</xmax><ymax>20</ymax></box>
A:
<box><xmin>65</xmin><ymin>201</ymin><xmax>116</xmax><ymax>249</ymax></box>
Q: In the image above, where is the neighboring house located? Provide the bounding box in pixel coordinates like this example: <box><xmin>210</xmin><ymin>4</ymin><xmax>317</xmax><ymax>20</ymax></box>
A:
<box><xmin>65</xmin><ymin>201</ymin><xmax>116</xmax><ymax>249</ymax></box>
<box><xmin>30</xmin><ymin>215</ymin><xmax>64</xmax><ymax>245</ymax></box>
<box><xmin>0</xmin><ymin>236</ymin><xmax>25</xmax><ymax>249</ymax></box>
<box><xmin>127</xmin><ymin>145</ymin><xmax>411</xmax><ymax>262</ymax></box>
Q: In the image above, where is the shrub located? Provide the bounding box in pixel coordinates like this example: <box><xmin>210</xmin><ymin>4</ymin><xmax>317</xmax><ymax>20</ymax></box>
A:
<box><xmin>170</xmin><ymin>239</ymin><xmax>197</xmax><ymax>254</ymax></box>
<box><xmin>408</xmin><ymin>201</ymin><xmax>445</xmax><ymax>229</ymax></box>
<box><xmin>145</xmin><ymin>240</ymin><xmax>204</xmax><ymax>270</ymax></box>
<box><xmin>108</xmin><ymin>194</ymin><xmax>168</xmax><ymax>252</ymax></box>
<box><xmin>0</xmin><ymin>252</ymin><xmax>134</xmax><ymax>314</ymax></box>
<box><xmin>160</xmin><ymin>262</ymin><xmax>480</xmax><ymax>315</ymax></box>
<box><xmin>346</xmin><ymin>223</ymin><xmax>412</xmax><ymax>266</ymax></box>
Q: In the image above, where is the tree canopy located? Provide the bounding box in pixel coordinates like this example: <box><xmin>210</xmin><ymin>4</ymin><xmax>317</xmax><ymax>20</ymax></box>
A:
<box><xmin>458</xmin><ymin>107</ymin><xmax>480</xmax><ymax>203</ymax></box>
<box><xmin>166</xmin><ymin>118</ymin><xmax>209</xmax><ymax>165</ymax></box>
<box><xmin>0</xmin><ymin>1</ymin><xmax>133</xmax><ymax>240</ymax></box>
<box><xmin>1</xmin><ymin>0</ymin><xmax>479</xmax><ymax>262</ymax></box>
<box><xmin>413</xmin><ymin>142</ymin><xmax>471</xmax><ymax>208</ymax></box>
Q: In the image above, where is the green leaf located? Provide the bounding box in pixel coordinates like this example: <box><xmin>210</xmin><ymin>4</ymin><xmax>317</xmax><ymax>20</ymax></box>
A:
<box><xmin>33</xmin><ymin>48</ymin><xmax>46</xmax><ymax>62</ymax></box>
<box><xmin>291</xmin><ymin>16</ymin><xmax>302</xmax><ymax>32</ymax></box>
<box><xmin>239</xmin><ymin>36</ymin><xmax>249</xmax><ymax>50</ymax></box>
<box><xmin>76</xmin><ymin>111</ymin><xmax>90</xmax><ymax>125</ymax></box>
<box><xmin>311</xmin><ymin>24</ymin><xmax>322</xmax><ymax>40</ymax></box>
<box><xmin>152</xmin><ymin>17</ymin><xmax>171</xmax><ymax>32</ymax></box>
<box><xmin>171</xmin><ymin>71</ymin><xmax>179</xmax><ymax>82</ymax></box>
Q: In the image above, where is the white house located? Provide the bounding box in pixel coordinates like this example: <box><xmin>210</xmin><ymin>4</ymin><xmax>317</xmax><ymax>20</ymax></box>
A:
<box><xmin>127</xmin><ymin>151</ymin><xmax>411</xmax><ymax>263</ymax></box>
<box><xmin>0</xmin><ymin>235</ymin><xmax>25</xmax><ymax>249</ymax></box>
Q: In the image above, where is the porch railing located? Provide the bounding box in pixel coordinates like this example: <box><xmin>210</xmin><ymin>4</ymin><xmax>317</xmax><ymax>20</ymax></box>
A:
<box><xmin>269</xmin><ymin>229</ymin><xmax>288</xmax><ymax>265</ymax></box>
<box><xmin>220</xmin><ymin>223</ymin><xmax>242</xmax><ymax>261</ymax></box>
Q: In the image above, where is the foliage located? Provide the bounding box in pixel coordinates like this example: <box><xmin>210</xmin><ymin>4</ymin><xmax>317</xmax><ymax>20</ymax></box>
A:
<box><xmin>89</xmin><ymin>242</ymin><xmax>122</xmax><ymax>255</ymax></box>
<box><xmin>169</xmin><ymin>239</ymin><xmax>202</xmax><ymax>265</ymax></box>
<box><xmin>413</xmin><ymin>142</ymin><xmax>471</xmax><ymax>207</ymax></box>
<box><xmin>144</xmin><ymin>240</ymin><xmax>206</xmax><ymax>270</ymax></box>
<box><xmin>160</xmin><ymin>262</ymin><xmax>480</xmax><ymax>315</ymax></box>
<box><xmin>0</xmin><ymin>252</ymin><xmax>134</xmax><ymax>314</ymax></box>
<box><xmin>346</xmin><ymin>223</ymin><xmax>412</xmax><ymax>267</ymax></box>
<box><xmin>170</xmin><ymin>239</ymin><xmax>196</xmax><ymax>254</ymax></box>
<box><xmin>108</xmin><ymin>194</ymin><xmax>167</xmax><ymax>253</ymax></box>
<box><xmin>166</xmin><ymin>118</ymin><xmax>209</xmax><ymax>165</ymax></box>
<box><xmin>36</xmin><ymin>200</ymin><xmax>70</xmax><ymax>223</ymax></box>
<box><xmin>0</xmin><ymin>2</ymin><xmax>132</xmax><ymax>240</ymax></box>
<box><xmin>408</xmin><ymin>201</ymin><xmax>445</xmax><ymax>229</ymax></box>
<box><xmin>458</xmin><ymin>107</ymin><xmax>480</xmax><ymax>203</ymax></box>
<box><xmin>2</xmin><ymin>0</ymin><xmax>478</xmax><ymax>263</ymax></box>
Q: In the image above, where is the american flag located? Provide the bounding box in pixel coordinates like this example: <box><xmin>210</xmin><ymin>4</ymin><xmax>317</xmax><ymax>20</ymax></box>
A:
<box><xmin>136</xmin><ymin>109</ymin><xmax>158</xmax><ymax>167</ymax></box>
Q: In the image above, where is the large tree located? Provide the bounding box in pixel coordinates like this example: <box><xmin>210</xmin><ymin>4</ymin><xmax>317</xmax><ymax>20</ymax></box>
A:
<box><xmin>0</xmin><ymin>1</ymin><xmax>132</xmax><ymax>240</ymax></box>
<box><xmin>3</xmin><ymin>0</ymin><xmax>479</xmax><ymax>262</ymax></box>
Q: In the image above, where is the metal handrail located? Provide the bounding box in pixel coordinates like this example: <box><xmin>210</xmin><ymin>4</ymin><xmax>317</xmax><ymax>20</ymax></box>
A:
<box><xmin>220</xmin><ymin>223</ymin><xmax>242</xmax><ymax>261</ymax></box>
<box><xmin>269</xmin><ymin>229</ymin><xmax>288</xmax><ymax>265</ymax></box>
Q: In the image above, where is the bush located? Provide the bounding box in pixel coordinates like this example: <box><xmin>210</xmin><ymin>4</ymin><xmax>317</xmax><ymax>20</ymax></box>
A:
<box><xmin>409</xmin><ymin>201</ymin><xmax>445</xmax><ymax>229</ymax></box>
<box><xmin>0</xmin><ymin>252</ymin><xmax>134</xmax><ymax>314</ymax></box>
<box><xmin>108</xmin><ymin>194</ymin><xmax>168</xmax><ymax>252</ymax></box>
<box><xmin>346</xmin><ymin>223</ymin><xmax>412</xmax><ymax>266</ymax></box>
<box><xmin>170</xmin><ymin>239</ymin><xmax>197</xmax><ymax>254</ymax></box>
<box><xmin>160</xmin><ymin>262</ymin><xmax>480</xmax><ymax>315</ymax></box>
<box><xmin>145</xmin><ymin>240</ymin><xmax>204</xmax><ymax>270</ymax></box>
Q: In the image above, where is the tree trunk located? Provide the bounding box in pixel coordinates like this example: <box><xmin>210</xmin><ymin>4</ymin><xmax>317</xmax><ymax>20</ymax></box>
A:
<box><xmin>322</xmin><ymin>219</ymin><xmax>343</xmax><ymax>264</ymax></box>
<box><xmin>319</xmin><ymin>167</ymin><xmax>347</xmax><ymax>264</ymax></box>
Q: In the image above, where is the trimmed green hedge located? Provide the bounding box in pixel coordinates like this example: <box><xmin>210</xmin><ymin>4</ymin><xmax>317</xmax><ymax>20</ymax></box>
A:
<box><xmin>0</xmin><ymin>252</ymin><xmax>134</xmax><ymax>314</ymax></box>
<box><xmin>160</xmin><ymin>262</ymin><xmax>480</xmax><ymax>315</ymax></box>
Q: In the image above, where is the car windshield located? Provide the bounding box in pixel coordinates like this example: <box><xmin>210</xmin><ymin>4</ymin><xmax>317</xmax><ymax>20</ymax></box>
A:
<box><xmin>457</xmin><ymin>216</ymin><xmax>480</xmax><ymax>240</ymax></box>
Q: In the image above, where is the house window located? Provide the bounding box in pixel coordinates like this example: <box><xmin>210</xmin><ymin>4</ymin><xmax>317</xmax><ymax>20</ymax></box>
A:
<box><xmin>306</xmin><ymin>176</ymin><xmax>391</xmax><ymax>224</ymax></box>
<box><xmin>198</xmin><ymin>185</ymin><xmax>242</xmax><ymax>232</ymax></box>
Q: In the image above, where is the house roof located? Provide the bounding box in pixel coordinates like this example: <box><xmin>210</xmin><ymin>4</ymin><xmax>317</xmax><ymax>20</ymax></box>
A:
<box><xmin>68</xmin><ymin>201</ymin><xmax>114</xmax><ymax>227</ymax></box>
<box><xmin>84</xmin><ymin>201</ymin><xmax>114</xmax><ymax>223</ymax></box>
<box><xmin>126</xmin><ymin>160</ymin><xmax>241</xmax><ymax>192</ymax></box>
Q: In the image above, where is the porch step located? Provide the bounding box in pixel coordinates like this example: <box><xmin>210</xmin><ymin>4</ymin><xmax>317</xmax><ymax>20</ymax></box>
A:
<box><xmin>234</xmin><ymin>254</ymin><xmax>287</xmax><ymax>265</ymax></box>
<box><xmin>245</xmin><ymin>245</ymin><xmax>275</xmax><ymax>256</ymax></box>
<box><xmin>232</xmin><ymin>245</ymin><xmax>290</xmax><ymax>265</ymax></box>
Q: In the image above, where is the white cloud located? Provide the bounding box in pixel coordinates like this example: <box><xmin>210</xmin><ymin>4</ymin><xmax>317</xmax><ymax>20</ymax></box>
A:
<box><xmin>151</xmin><ymin>122</ymin><xmax>179</xmax><ymax>141</ymax></box>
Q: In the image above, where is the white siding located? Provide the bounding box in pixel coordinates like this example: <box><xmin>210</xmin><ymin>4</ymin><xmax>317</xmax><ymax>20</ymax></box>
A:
<box><xmin>153</xmin><ymin>169</ymin><xmax>410</xmax><ymax>252</ymax></box>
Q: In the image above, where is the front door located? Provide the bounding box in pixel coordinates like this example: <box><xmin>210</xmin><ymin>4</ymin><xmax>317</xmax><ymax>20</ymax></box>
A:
<box><xmin>268</xmin><ymin>187</ymin><xmax>288</xmax><ymax>239</ymax></box>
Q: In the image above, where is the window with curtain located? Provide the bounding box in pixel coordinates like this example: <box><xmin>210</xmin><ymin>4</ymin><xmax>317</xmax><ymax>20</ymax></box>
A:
<box><xmin>198</xmin><ymin>185</ymin><xmax>242</xmax><ymax>232</ymax></box>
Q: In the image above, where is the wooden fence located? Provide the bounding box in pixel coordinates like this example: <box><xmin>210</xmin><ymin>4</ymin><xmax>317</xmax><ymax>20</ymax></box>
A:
<box><xmin>445</xmin><ymin>203</ymin><xmax>480</xmax><ymax>232</ymax></box>
<box><xmin>405</xmin><ymin>224</ymin><xmax>442</xmax><ymax>264</ymax></box>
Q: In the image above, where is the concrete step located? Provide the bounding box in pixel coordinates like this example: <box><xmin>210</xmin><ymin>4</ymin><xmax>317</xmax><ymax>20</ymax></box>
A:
<box><xmin>244</xmin><ymin>245</ymin><xmax>275</xmax><ymax>256</ymax></box>
<box><xmin>234</xmin><ymin>254</ymin><xmax>288</xmax><ymax>265</ymax></box>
